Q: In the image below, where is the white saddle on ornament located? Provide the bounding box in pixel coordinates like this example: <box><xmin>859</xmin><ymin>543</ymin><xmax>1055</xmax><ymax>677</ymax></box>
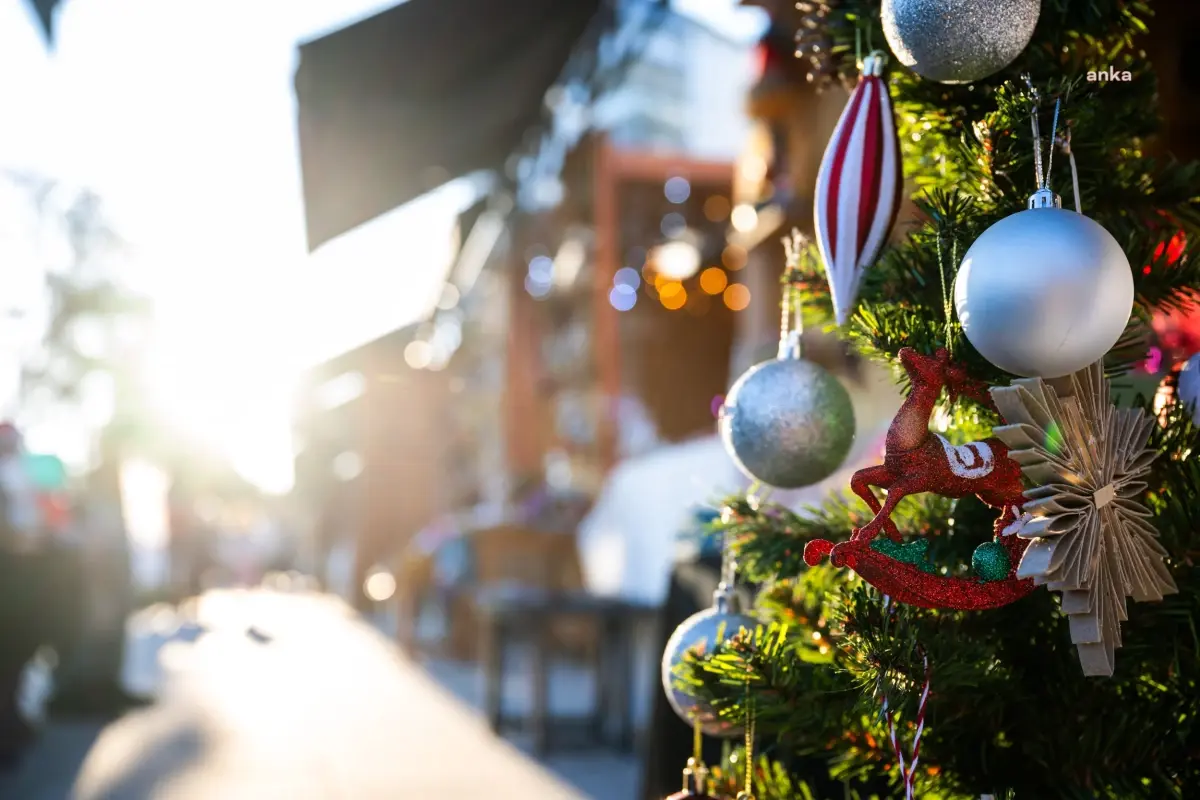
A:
<box><xmin>935</xmin><ymin>434</ymin><xmax>995</xmax><ymax>479</ymax></box>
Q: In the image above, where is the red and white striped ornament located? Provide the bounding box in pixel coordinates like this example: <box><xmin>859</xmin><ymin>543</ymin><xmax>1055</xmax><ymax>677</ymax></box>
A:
<box><xmin>879</xmin><ymin>648</ymin><xmax>932</xmax><ymax>799</ymax></box>
<box><xmin>814</xmin><ymin>50</ymin><xmax>902</xmax><ymax>325</ymax></box>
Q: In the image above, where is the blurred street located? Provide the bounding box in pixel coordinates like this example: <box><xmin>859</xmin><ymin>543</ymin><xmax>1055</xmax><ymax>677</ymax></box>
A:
<box><xmin>0</xmin><ymin>590</ymin><xmax>600</xmax><ymax>800</ymax></box>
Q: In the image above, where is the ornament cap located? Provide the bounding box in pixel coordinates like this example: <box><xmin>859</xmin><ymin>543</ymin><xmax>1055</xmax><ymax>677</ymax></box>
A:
<box><xmin>776</xmin><ymin>330</ymin><xmax>802</xmax><ymax>361</ymax></box>
<box><xmin>1027</xmin><ymin>187</ymin><xmax>1062</xmax><ymax>209</ymax></box>
<box><xmin>712</xmin><ymin>582</ymin><xmax>743</xmax><ymax>615</ymax></box>
<box><xmin>861</xmin><ymin>50</ymin><xmax>887</xmax><ymax>77</ymax></box>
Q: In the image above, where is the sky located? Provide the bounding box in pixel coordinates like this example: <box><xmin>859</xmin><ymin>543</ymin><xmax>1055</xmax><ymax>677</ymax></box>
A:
<box><xmin>0</xmin><ymin>0</ymin><xmax>764</xmax><ymax>495</ymax></box>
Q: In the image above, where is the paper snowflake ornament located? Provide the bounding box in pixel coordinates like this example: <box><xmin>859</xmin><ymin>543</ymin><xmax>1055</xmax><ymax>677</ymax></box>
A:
<box><xmin>989</xmin><ymin>361</ymin><xmax>1177</xmax><ymax>676</ymax></box>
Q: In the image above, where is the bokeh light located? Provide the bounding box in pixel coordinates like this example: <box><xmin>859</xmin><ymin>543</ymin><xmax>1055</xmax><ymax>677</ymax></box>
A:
<box><xmin>529</xmin><ymin>255</ymin><xmax>554</xmax><ymax>282</ymax></box>
<box><xmin>651</xmin><ymin>239</ymin><xmax>701</xmax><ymax>280</ymax></box>
<box><xmin>437</xmin><ymin>284</ymin><xmax>461</xmax><ymax>310</ymax></box>
<box><xmin>664</xmin><ymin>176</ymin><xmax>691</xmax><ymax>204</ymax></box>
<box><xmin>614</xmin><ymin>266</ymin><xmax>640</xmax><ymax>288</ymax></box>
<box><xmin>659</xmin><ymin>280</ymin><xmax>684</xmax><ymax>300</ymax></box>
<box><xmin>524</xmin><ymin>273</ymin><xmax>551</xmax><ymax>298</ymax></box>
<box><xmin>404</xmin><ymin>340</ymin><xmax>433</xmax><ymax>368</ymax></box>
<box><xmin>722</xmin><ymin>244</ymin><xmax>748</xmax><ymax>271</ymax></box>
<box><xmin>730</xmin><ymin>204</ymin><xmax>758</xmax><ymax>233</ymax></box>
<box><xmin>699</xmin><ymin>267</ymin><xmax>728</xmax><ymax>295</ymax></box>
<box><xmin>723</xmin><ymin>283</ymin><xmax>751</xmax><ymax>311</ymax></box>
<box><xmin>364</xmin><ymin>568</ymin><xmax>397</xmax><ymax>602</ymax></box>
<box><xmin>609</xmin><ymin>285</ymin><xmax>637</xmax><ymax>311</ymax></box>
<box><xmin>332</xmin><ymin>451</ymin><xmax>363</xmax><ymax>481</ymax></box>
<box><xmin>661</xmin><ymin>286</ymin><xmax>687</xmax><ymax>310</ymax></box>
<box><xmin>711</xmin><ymin>395</ymin><xmax>724</xmax><ymax>418</ymax></box>
<box><xmin>660</xmin><ymin>212</ymin><xmax>687</xmax><ymax>238</ymax></box>
<box><xmin>739</xmin><ymin>154</ymin><xmax>768</xmax><ymax>183</ymax></box>
<box><xmin>703</xmin><ymin>195</ymin><xmax>731</xmax><ymax>222</ymax></box>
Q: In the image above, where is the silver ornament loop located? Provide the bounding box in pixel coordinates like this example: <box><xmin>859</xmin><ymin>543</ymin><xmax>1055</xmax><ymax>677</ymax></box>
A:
<box><xmin>1027</xmin><ymin>187</ymin><xmax>1062</xmax><ymax>210</ymax></box>
<box><xmin>862</xmin><ymin>50</ymin><xmax>887</xmax><ymax>77</ymax></box>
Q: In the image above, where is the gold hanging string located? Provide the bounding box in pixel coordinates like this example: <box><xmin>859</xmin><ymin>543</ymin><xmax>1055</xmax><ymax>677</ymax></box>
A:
<box><xmin>935</xmin><ymin>234</ymin><xmax>955</xmax><ymax>357</ymax></box>
<box><xmin>779</xmin><ymin>231</ymin><xmax>807</xmax><ymax>360</ymax></box>
<box><xmin>736</xmin><ymin>682</ymin><xmax>756</xmax><ymax>800</ymax></box>
<box><xmin>681</xmin><ymin>719</ymin><xmax>705</xmax><ymax>792</ymax></box>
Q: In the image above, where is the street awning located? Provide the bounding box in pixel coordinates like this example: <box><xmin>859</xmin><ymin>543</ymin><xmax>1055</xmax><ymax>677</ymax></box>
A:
<box><xmin>294</xmin><ymin>0</ymin><xmax>604</xmax><ymax>251</ymax></box>
<box><xmin>26</xmin><ymin>0</ymin><xmax>60</xmax><ymax>45</ymax></box>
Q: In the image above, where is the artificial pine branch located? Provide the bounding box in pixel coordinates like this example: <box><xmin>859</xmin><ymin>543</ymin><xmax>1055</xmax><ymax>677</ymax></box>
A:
<box><xmin>673</xmin><ymin>0</ymin><xmax>1200</xmax><ymax>795</ymax></box>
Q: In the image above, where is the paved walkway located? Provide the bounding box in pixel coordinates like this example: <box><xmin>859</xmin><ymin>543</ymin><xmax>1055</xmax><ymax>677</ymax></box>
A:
<box><xmin>0</xmin><ymin>590</ymin><xmax>589</xmax><ymax>799</ymax></box>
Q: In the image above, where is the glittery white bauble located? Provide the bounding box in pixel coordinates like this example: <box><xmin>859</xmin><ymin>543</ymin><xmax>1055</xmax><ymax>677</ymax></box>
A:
<box><xmin>661</xmin><ymin>602</ymin><xmax>758</xmax><ymax>738</ymax></box>
<box><xmin>719</xmin><ymin>357</ymin><xmax>855</xmax><ymax>489</ymax></box>
<box><xmin>882</xmin><ymin>0</ymin><xmax>1040</xmax><ymax>84</ymax></box>
<box><xmin>955</xmin><ymin>204</ymin><xmax>1134</xmax><ymax>378</ymax></box>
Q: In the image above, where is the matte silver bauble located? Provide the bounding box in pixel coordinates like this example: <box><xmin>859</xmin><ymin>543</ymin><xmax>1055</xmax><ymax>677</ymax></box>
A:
<box><xmin>954</xmin><ymin>197</ymin><xmax>1134</xmax><ymax>378</ymax></box>
<box><xmin>882</xmin><ymin>0</ymin><xmax>1040</xmax><ymax>84</ymax></box>
<box><xmin>719</xmin><ymin>357</ymin><xmax>855</xmax><ymax>489</ymax></box>
<box><xmin>661</xmin><ymin>594</ymin><xmax>758</xmax><ymax>738</ymax></box>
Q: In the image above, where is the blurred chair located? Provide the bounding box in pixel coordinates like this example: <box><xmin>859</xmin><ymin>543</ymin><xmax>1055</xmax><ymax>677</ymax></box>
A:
<box><xmin>397</xmin><ymin>524</ymin><xmax>590</xmax><ymax>661</ymax></box>
<box><xmin>471</xmin><ymin>525</ymin><xmax>655</xmax><ymax>755</ymax></box>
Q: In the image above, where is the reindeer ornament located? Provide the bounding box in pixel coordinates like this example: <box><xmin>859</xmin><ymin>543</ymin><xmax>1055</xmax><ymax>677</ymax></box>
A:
<box><xmin>803</xmin><ymin>348</ymin><xmax>1036</xmax><ymax>610</ymax></box>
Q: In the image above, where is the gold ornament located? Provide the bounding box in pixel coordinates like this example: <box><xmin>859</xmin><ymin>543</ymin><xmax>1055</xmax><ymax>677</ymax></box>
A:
<box><xmin>989</xmin><ymin>361</ymin><xmax>1177</xmax><ymax>677</ymax></box>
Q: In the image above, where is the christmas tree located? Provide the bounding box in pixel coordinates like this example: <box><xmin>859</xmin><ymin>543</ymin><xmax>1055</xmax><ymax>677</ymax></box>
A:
<box><xmin>668</xmin><ymin>2</ymin><xmax>1200</xmax><ymax>798</ymax></box>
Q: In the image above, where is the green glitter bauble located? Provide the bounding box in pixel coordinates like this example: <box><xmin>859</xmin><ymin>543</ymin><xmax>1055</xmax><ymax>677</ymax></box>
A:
<box><xmin>971</xmin><ymin>540</ymin><xmax>1011</xmax><ymax>582</ymax></box>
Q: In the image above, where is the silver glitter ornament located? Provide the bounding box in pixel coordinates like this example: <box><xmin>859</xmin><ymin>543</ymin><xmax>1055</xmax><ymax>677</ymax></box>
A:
<box><xmin>954</xmin><ymin>188</ymin><xmax>1134</xmax><ymax>378</ymax></box>
<box><xmin>882</xmin><ymin>0</ymin><xmax>1040</xmax><ymax>84</ymax></box>
<box><xmin>719</xmin><ymin>356</ymin><xmax>855</xmax><ymax>489</ymax></box>
<box><xmin>661</xmin><ymin>586</ymin><xmax>758</xmax><ymax>738</ymax></box>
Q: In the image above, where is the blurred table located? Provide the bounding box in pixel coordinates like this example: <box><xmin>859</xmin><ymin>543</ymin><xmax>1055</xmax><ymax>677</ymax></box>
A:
<box><xmin>479</xmin><ymin>592</ymin><xmax>658</xmax><ymax>756</ymax></box>
<box><xmin>0</xmin><ymin>590</ymin><xmax>589</xmax><ymax>799</ymax></box>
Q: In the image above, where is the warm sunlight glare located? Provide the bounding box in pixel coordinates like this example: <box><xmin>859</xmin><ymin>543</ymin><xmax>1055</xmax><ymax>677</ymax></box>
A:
<box><xmin>120</xmin><ymin>459</ymin><xmax>169</xmax><ymax>548</ymax></box>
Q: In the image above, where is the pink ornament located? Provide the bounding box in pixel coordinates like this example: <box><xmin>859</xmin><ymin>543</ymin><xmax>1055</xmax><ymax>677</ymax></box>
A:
<box><xmin>814</xmin><ymin>51</ymin><xmax>903</xmax><ymax>325</ymax></box>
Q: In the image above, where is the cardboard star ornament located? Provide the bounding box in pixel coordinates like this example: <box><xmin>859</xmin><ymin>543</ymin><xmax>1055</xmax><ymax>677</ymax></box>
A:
<box><xmin>989</xmin><ymin>361</ymin><xmax>1177</xmax><ymax>676</ymax></box>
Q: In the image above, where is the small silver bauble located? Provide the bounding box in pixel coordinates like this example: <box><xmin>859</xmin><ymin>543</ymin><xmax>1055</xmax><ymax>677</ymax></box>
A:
<box><xmin>719</xmin><ymin>355</ymin><xmax>855</xmax><ymax>489</ymax></box>
<box><xmin>882</xmin><ymin>0</ymin><xmax>1040</xmax><ymax>84</ymax></box>
<box><xmin>1179</xmin><ymin>354</ymin><xmax>1200</xmax><ymax>420</ymax></box>
<box><xmin>661</xmin><ymin>588</ymin><xmax>758</xmax><ymax>738</ymax></box>
<box><xmin>1155</xmin><ymin>352</ymin><xmax>1200</xmax><ymax>425</ymax></box>
<box><xmin>954</xmin><ymin>189</ymin><xmax>1134</xmax><ymax>378</ymax></box>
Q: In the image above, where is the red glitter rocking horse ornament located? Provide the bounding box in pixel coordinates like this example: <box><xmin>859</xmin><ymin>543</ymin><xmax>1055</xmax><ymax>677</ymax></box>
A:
<box><xmin>803</xmin><ymin>348</ymin><xmax>1035</xmax><ymax>610</ymax></box>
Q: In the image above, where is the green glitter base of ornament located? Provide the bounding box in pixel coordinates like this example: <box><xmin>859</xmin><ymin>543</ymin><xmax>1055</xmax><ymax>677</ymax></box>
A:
<box><xmin>867</xmin><ymin>537</ymin><xmax>1012</xmax><ymax>583</ymax></box>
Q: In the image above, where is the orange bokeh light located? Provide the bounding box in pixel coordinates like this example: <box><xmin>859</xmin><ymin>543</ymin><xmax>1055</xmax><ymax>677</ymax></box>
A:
<box><xmin>723</xmin><ymin>283</ymin><xmax>751</xmax><ymax>311</ymax></box>
<box><xmin>661</xmin><ymin>286</ymin><xmax>687</xmax><ymax>310</ymax></box>
<box><xmin>722</xmin><ymin>244</ymin><xmax>747</xmax><ymax>271</ymax></box>
<box><xmin>658</xmin><ymin>279</ymin><xmax>684</xmax><ymax>299</ymax></box>
<box><xmin>699</xmin><ymin>267</ymin><xmax>728</xmax><ymax>295</ymax></box>
<box><xmin>703</xmin><ymin>195</ymin><xmax>731</xmax><ymax>222</ymax></box>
